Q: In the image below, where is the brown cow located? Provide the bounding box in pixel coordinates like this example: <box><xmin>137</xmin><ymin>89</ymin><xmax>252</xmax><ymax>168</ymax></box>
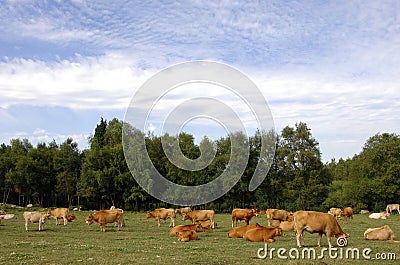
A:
<box><xmin>146</xmin><ymin>208</ymin><xmax>175</xmax><ymax>227</ymax></box>
<box><xmin>59</xmin><ymin>214</ymin><xmax>76</xmax><ymax>223</ymax></box>
<box><xmin>195</xmin><ymin>219</ymin><xmax>217</xmax><ymax>229</ymax></box>
<box><xmin>175</xmin><ymin>207</ymin><xmax>192</xmax><ymax>215</ymax></box>
<box><xmin>23</xmin><ymin>211</ymin><xmax>51</xmax><ymax>231</ymax></box>
<box><xmin>176</xmin><ymin>230</ymin><xmax>198</xmax><ymax>242</ymax></box>
<box><xmin>85</xmin><ymin>210</ymin><xmax>124</xmax><ymax>232</ymax></box>
<box><xmin>182</xmin><ymin>210</ymin><xmax>215</xmax><ymax>228</ymax></box>
<box><xmin>339</xmin><ymin>207</ymin><xmax>353</xmax><ymax>223</ymax></box>
<box><xmin>231</xmin><ymin>208</ymin><xmax>258</xmax><ymax>227</ymax></box>
<box><xmin>169</xmin><ymin>223</ymin><xmax>204</xmax><ymax>236</ymax></box>
<box><xmin>364</xmin><ymin>225</ymin><xmax>396</xmax><ymax>241</ymax></box>
<box><xmin>263</xmin><ymin>209</ymin><xmax>293</xmax><ymax>226</ymax></box>
<box><xmin>227</xmin><ymin>223</ymin><xmax>261</xmax><ymax>238</ymax></box>
<box><xmin>47</xmin><ymin>208</ymin><xmax>69</xmax><ymax>226</ymax></box>
<box><xmin>294</xmin><ymin>210</ymin><xmax>349</xmax><ymax>248</ymax></box>
<box><xmin>243</xmin><ymin>226</ymin><xmax>283</xmax><ymax>242</ymax></box>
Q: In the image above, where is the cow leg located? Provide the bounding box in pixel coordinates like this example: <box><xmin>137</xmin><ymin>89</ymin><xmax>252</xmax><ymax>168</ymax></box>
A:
<box><xmin>327</xmin><ymin>236</ymin><xmax>333</xmax><ymax>248</ymax></box>
<box><xmin>245</xmin><ymin>219</ymin><xmax>249</xmax><ymax>226</ymax></box>
<box><xmin>157</xmin><ymin>218</ymin><xmax>160</xmax><ymax>227</ymax></box>
<box><xmin>296</xmin><ymin>230</ymin><xmax>303</xmax><ymax>248</ymax></box>
<box><xmin>317</xmin><ymin>233</ymin><xmax>322</xmax><ymax>247</ymax></box>
<box><xmin>63</xmin><ymin>215</ymin><xmax>67</xmax><ymax>225</ymax></box>
<box><xmin>231</xmin><ymin>218</ymin><xmax>234</xmax><ymax>228</ymax></box>
<box><xmin>25</xmin><ymin>221</ymin><xmax>29</xmax><ymax>232</ymax></box>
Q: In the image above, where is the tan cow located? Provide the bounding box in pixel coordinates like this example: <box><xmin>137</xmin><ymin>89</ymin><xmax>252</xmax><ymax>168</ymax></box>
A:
<box><xmin>182</xmin><ymin>210</ymin><xmax>215</xmax><ymax>228</ymax></box>
<box><xmin>23</xmin><ymin>211</ymin><xmax>51</xmax><ymax>231</ymax></box>
<box><xmin>263</xmin><ymin>209</ymin><xmax>293</xmax><ymax>226</ymax></box>
<box><xmin>175</xmin><ymin>207</ymin><xmax>192</xmax><ymax>215</ymax></box>
<box><xmin>231</xmin><ymin>208</ymin><xmax>258</xmax><ymax>227</ymax></box>
<box><xmin>169</xmin><ymin>223</ymin><xmax>204</xmax><ymax>236</ymax></box>
<box><xmin>364</xmin><ymin>225</ymin><xmax>396</xmax><ymax>241</ymax></box>
<box><xmin>386</xmin><ymin>204</ymin><xmax>400</xmax><ymax>215</ymax></box>
<box><xmin>339</xmin><ymin>207</ymin><xmax>353</xmax><ymax>223</ymax></box>
<box><xmin>243</xmin><ymin>226</ymin><xmax>283</xmax><ymax>242</ymax></box>
<box><xmin>293</xmin><ymin>210</ymin><xmax>349</xmax><ymax>248</ymax></box>
<box><xmin>146</xmin><ymin>208</ymin><xmax>175</xmax><ymax>227</ymax></box>
<box><xmin>227</xmin><ymin>223</ymin><xmax>260</xmax><ymax>238</ymax></box>
<box><xmin>85</xmin><ymin>210</ymin><xmax>124</xmax><ymax>232</ymax></box>
<box><xmin>176</xmin><ymin>230</ymin><xmax>198</xmax><ymax>242</ymax></box>
<box><xmin>279</xmin><ymin>221</ymin><xmax>295</xmax><ymax>232</ymax></box>
<box><xmin>47</xmin><ymin>208</ymin><xmax>69</xmax><ymax>226</ymax></box>
<box><xmin>328</xmin><ymin>207</ymin><xmax>342</xmax><ymax>219</ymax></box>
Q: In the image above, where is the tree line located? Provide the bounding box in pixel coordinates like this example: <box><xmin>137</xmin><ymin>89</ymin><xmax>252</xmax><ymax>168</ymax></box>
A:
<box><xmin>0</xmin><ymin>118</ymin><xmax>399</xmax><ymax>213</ymax></box>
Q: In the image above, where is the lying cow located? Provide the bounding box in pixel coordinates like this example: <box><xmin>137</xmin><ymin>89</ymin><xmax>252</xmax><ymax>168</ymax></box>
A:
<box><xmin>228</xmin><ymin>223</ymin><xmax>260</xmax><ymax>238</ymax></box>
<box><xmin>293</xmin><ymin>210</ymin><xmax>349</xmax><ymax>248</ymax></box>
<box><xmin>243</xmin><ymin>226</ymin><xmax>283</xmax><ymax>242</ymax></box>
<box><xmin>231</xmin><ymin>208</ymin><xmax>258</xmax><ymax>227</ymax></box>
<box><xmin>328</xmin><ymin>207</ymin><xmax>342</xmax><ymax>218</ymax></box>
<box><xmin>364</xmin><ymin>225</ymin><xmax>396</xmax><ymax>241</ymax></box>
<box><xmin>59</xmin><ymin>214</ymin><xmax>76</xmax><ymax>223</ymax></box>
<box><xmin>169</xmin><ymin>223</ymin><xmax>204</xmax><ymax>236</ymax></box>
<box><xmin>47</xmin><ymin>208</ymin><xmax>69</xmax><ymax>226</ymax></box>
<box><xmin>176</xmin><ymin>230</ymin><xmax>198</xmax><ymax>242</ymax></box>
<box><xmin>85</xmin><ymin>210</ymin><xmax>124</xmax><ymax>232</ymax></box>
<box><xmin>23</xmin><ymin>211</ymin><xmax>51</xmax><ymax>231</ymax></box>
<box><xmin>146</xmin><ymin>208</ymin><xmax>175</xmax><ymax>227</ymax></box>
<box><xmin>175</xmin><ymin>207</ymin><xmax>192</xmax><ymax>215</ymax></box>
<box><xmin>195</xmin><ymin>219</ymin><xmax>217</xmax><ymax>229</ymax></box>
<box><xmin>182</xmin><ymin>210</ymin><xmax>215</xmax><ymax>229</ymax></box>
<box><xmin>263</xmin><ymin>209</ymin><xmax>293</xmax><ymax>226</ymax></box>
<box><xmin>369</xmin><ymin>212</ymin><xmax>390</xmax><ymax>219</ymax></box>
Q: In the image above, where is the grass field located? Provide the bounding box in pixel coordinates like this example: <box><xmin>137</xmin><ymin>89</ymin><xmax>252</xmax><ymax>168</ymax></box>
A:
<box><xmin>0</xmin><ymin>208</ymin><xmax>399</xmax><ymax>265</ymax></box>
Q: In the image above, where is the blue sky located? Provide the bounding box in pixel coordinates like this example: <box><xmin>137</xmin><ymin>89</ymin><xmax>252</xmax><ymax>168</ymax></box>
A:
<box><xmin>0</xmin><ymin>0</ymin><xmax>399</xmax><ymax>162</ymax></box>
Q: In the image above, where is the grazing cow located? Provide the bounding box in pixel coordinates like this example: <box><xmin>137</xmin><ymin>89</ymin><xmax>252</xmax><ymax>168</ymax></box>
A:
<box><xmin>176</xmin><ymin>230</ymin><xmax>199</xmax><ymax>242</ymax></box>
<box><xmin>263</xmin><ymin>209</ymin><xmax>293</xmax><ymax>226</ymax></box>
<box><xmin>386</xmin><ymin>204</ymin><xmax>400</xmax><ymax>215</ymax></box>
<box><xmin>182</xmin><ymin>210</ymin><xmax>215</xmax><ymax>229</ymax></box>
<box><xmin>359</xmin><ymin>210</ymin><xmax>370</xmax><ymax>214</ymax></box>
<box><xmin>146</xmin><ymin>208</ymin><xmax>175</xmax><ymax>227</ymax></box>
<box><xmin>85</xmin><ymin>210</ymin><xmax>124</xmax><ymax>232</ymax></box>
<box><xmin>175</xmin><ymin>207</ymin><xmax>192</xmax><ymax>215</ymax></box>
<box><xmin>231</xmin><ymin>208</ymin><xmax>258</xmax><ymax>227</ymax></box>
<box><xmin>59</xmin><ymin>214</ymin><xmax>76</xmax><ymax>223</ymax></box>
<box><xmin>47</xmin><ymin>208</ymin><xmax>69</xmax><ymax>226</ymax></box>
<box><xmin>23</xmin><ymin>211</ymin><xmax>51</xmax><ymax>231</ymax></box>
<box><xmin>293</xmin><ymin>210</ymin><xmax>349</xmax><ymax>248</ymax></box>
<box><xmin>364</xmin><ymin>225</ymin><xmax>396</xmax><ymax>241</ymax></box>
<box><xmin>369</xmin><ymin>212</ymin><xmax>390</xmax><ymax>220</ymax></box>
<box><xmin>243</xmin><ymin>226</ymin><xmax>283</xmax><ymax>242</ymax></box>
<box><xmin>169</xmin><ymin>223</ymin><xmax>204</xmax><ymax>236</ymax></box>
<box><xmin>339</xmin><ymin>207</ymin><xmax>353</xmax><ymax>223</ymax></box>
<box><xmin>227</xmin><ymin>223</ymin><xmax>260</xmax><ymax>238</ymax></box>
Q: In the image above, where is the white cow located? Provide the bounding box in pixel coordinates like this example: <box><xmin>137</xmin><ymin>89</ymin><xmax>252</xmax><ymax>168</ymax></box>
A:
<box><xmin>368</xmin><ymin>212</ymin><xmax>390</xmax><ymax>220</ymax></box>
<box><xmin>23</xmin><ymin>211</ymin><xmax>51</xmax><ymax>231</ymax></box>
<box><xmin>386</xmin><ymin>204</ymin><xmax>400</xmax><ymax>215</ymax></box>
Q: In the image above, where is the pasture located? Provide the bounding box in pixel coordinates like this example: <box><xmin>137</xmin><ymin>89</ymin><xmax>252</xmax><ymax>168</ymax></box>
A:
<box><xmin>0</xmin><ymin>209</ymin><xmax>399</xmax><ymax>264</ymax></box>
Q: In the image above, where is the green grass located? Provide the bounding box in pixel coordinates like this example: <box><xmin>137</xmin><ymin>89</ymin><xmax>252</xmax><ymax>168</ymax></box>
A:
<box><xmin>0</xmin><ymin>209</ymin><xmax>399</xmax><ymax>264</ymax></box>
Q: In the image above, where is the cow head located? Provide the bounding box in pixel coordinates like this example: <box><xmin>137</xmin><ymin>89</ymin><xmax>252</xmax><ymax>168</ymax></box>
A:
<box><xmin>251</xmin><ymin>208</ymin><xmax>259</xmax><ymax>217</ymax></box>
<box><xmin>275</xmin><ymin>227</ymin><xmax>283</xmax><ymax>237</ymax></box>
<box><xmin>41</xmin><ymin>212</ymin><xmax>51</xmax><ymax>223</ymax></box>
<box><xmin>85</xmin><ymin>214</ymin><xmax>94</xmax><ymax>225</ymax></box>
<box><xmin>182</xmin><ymin>213</ymin><xmax>189</xmax><ymax>221</ymax></box>
<box><xmin>145</xmin><ymin>212</ymin><xmax>153</xmax><ymax>219</ymax></box>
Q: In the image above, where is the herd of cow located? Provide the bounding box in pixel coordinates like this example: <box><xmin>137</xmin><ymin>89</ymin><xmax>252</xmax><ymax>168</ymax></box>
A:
<box><xmin>1</xmin><ymin>203</ymin><xmax>398</xmax><ymax>247</ymax></box>
<box><xmin>145</xmin><ymin>205</ymin><xmax>398</xmax><ymax>246</ymax></box>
